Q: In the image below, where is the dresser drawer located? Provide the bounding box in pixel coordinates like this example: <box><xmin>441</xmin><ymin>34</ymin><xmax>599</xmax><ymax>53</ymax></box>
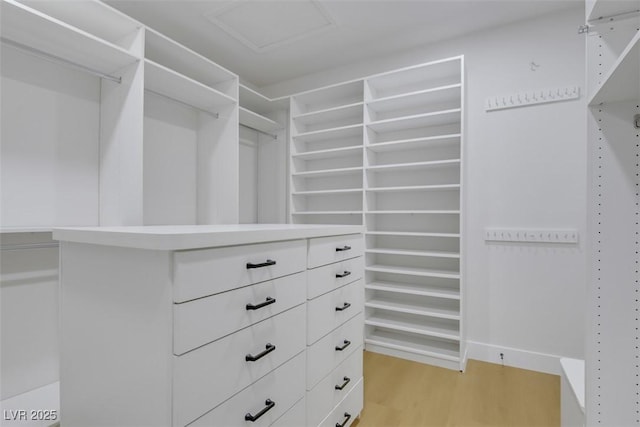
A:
<box><xmin>189</xmin><ymin>351</ymin><xmax>306</xmax><ymax>427</ymax></box>
<box><xmin>174</xmin><ymin>271</ymin><xmax>306</xmax><ymax>354</ymax></box>
<box><xmin>307</xmin><ymin>346</ymin><xmax>363</xmax><ymax>427</ymax></box>
<box><xmin>307</xmin><ymin>235</ymin><xmax>363</xmax><ymax>269</ymax></box>
<box><xmin>272</xmin><ymin>397</ymin><xmax>306</xmax><ymax>427</ymax></box>
<box><xmin>318</xmin><ymin>378</ymin><xmax>363</xmax><ymax>427</ymax></box>
<box><xmin>307</xmin><ymin>279</ymin><xmax>363</xmax><ymax>345</ymax></box>
<box><xmin>174</xmin><ymin>240</ymin><xmax>306</xmax><ymax>302</ymax></box>
<box><xmin>307</xmin><ymin>312</ymin><xmax>364</xmax><ymax>390</ymax></box>
<box><xmin>174</xmin><ymin>305</ymin><xmax>306</xmax><ymax>427</ymax></box>
<box><xmin>307</xmin><ymin>257</ymin><xmax>363</xmax><ymax>299</ymax></box>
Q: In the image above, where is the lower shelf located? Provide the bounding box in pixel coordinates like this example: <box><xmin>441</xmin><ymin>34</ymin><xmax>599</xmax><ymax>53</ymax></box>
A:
<box><xmin>365</xmin><ymin>281</ymin><xmax>460</xmax><ymax>300</ymax></box>
<box><xmin>365</xmin><ymin>329</ymin><xmax>460</xmax><ymax>362</ymax></box>
<box><xmin>366</xmin><ymin>264</ymin><xmax>460</xmax><ymax>279</ymax></box>
<box><xmin>365</xmin><ymin>311</ymin><xmax>460</xmax><ymax>341</ymax></box>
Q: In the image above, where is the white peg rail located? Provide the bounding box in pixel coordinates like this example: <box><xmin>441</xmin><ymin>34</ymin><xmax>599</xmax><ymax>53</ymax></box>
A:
<box><xmin>485</xmin><ymin>85</ymin><xmax>581</xmax><ymax>111</ymax></box>
<box><xmin>484</xmin><ymin>228</ymin><xmax>579</xmax><ymax>243</ymax></box>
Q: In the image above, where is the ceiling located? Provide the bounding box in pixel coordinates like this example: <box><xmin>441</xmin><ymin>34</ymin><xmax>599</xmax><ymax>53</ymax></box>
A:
<box><xmin>105</xmin><ymin>0</ymin><xmax>581</xmax><ymax>90</ymax></box>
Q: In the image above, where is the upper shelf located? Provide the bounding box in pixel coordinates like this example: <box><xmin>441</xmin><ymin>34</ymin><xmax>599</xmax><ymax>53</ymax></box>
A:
<box><xmin>239</xmin><ymin>107</ymin><xmax>282</xmax><ymax>134</ymax></box>
<box><xmin>291</xmin><ymin>80</ymin><xmax>363</xmax><ymax>115</ymax></box>
<box><xmin>368</xmin><ymin>109</ymin><xmax>461</xmax><ymax>133</ymax></box>
<box><xmin>589</xmin><ymin>30</ymin><xmax>640</xmax><ymax>105</ymax></box>
<box><xmin>239</xmin><ymin>84</ymin><xmax>288</xmax><ymax>115</ymax></box>
<box><xmin>145</xmin><ymin>59</ymin><xmax>236</xmax><ymax>113</ymax></box>
<box><xmin>587</xmin><ymin>0</ymin><xmax>640</xmax><ymax>22</ymax></box>
<box><xmin>1</xmin><ymin>0</ymin><xmax>139</xmax><ymax>76</ymax></box>
<box><xmin>145</xmin><ymin>28</ymin><xmax>237</xmax><ymax>98</ymax></box>
<box><xmin>367</xmin><ymin>84</ymin><xmax>461</xmax><ymax>114</ymax></box>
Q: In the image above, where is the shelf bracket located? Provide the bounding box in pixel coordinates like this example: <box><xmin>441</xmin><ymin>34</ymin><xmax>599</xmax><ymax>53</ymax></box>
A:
<box><xmin>578</xmin><ymin>25</ymin><xmax>590</xmax><ymax>34</ymax></box>
<box><xmin>634</xmin><ymin>114</ymin><xmax>640</xmax><ymax>129</ymax></box>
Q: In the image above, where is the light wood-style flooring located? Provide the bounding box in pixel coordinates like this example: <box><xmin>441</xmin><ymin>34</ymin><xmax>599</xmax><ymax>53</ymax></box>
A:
<box><xmin>352</xmin><ymin>351</ymin><xmax>560</xmax><ymax>427</ymax></box>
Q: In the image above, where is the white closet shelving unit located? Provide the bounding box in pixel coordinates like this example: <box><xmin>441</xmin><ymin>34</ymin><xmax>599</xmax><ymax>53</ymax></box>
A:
<box><xmin>143</xmin><ymin>28</ymin><xmax>238</xmax><ymax>225</ymax></box>
<box><xmin>585</xmin><ymin>0</ymin><xmax>639</xmax><ymax>424</ymax></box>
<box><xmin>288</xmin><ymin>57</ymin><xmax>465</xmax><ymax>370</ymax></box>
<box><xmin>238</xmin><ymin>84</ymin><xmax>288</xmax><ymax>223</ymax></box>
<box><xmin>289</xmin><ymin>80</ymin><xmax>365</xmax><ymax>225</ymax></box>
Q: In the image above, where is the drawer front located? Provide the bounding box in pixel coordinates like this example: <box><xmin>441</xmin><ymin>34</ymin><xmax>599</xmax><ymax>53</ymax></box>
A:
<box><xmin>174</xmin><ymin>240</ymin><xmax>306</xmax><ymax>303</ymax></box>
<box><xmin>308</xmin><ymin>235</ymin><xmax>363</xmax><ymax>269</ymax></box>
<box><xmin>271</xmin><ymin>397</ymin><xmax>306</xmax><ymax>427</ymax></box>
<box><xmin>307</xmin><ymin>312</ymin><xmax>364</xmax><ymax>390</ymax></box>
<box><xmin>318</xmin><ymin>378</ymin><xmax>363</xmax><ymax>427</ymax></box>
<box><xmin>307</xmin><ymin>346</ymin><xmax>363</xmax><ymax>427</ymax></box>
<box><xmin>174</xmin><ymin>305</ymin><xmax>306</xmax><ymax>427</ymax></box>
<box><xmin>174</xmin><ymin>271</ymin><xmax>306</xmax><ymax>354</ymax></box>
<box><xmin>189</xmin><ymin>351</ymin><xmax>306</xmax><ymax>427</ymax></box>
<box><xmin>307</xmin><ymin>257</ymin><xmax>363</xmax><ymax>300</ymax></box>
<box><xmin>307</xmin><ymin>279</ymin><xmax>363</xmax><ymax>345</ymax></box>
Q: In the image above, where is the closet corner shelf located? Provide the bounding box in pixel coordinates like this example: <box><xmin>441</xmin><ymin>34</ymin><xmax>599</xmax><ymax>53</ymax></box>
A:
<box><xmin>239</xmin><ymin>84</ymin><xmax>288</xmax><ymax>114</ymax></box>
<box><xmin>588</xmin><ymin>30</ymin><xmax>640</xmax><ymax>105</ymax></box>
<box><xmin>1</xmin><ymin>0</ymin><xmax>140</xmax><ymax>76</ymax></box>
<box><xmin>365</xmin><ymin>281</ymin><xmax>460</xmax><ymax>300</ymax></box>
<box><xmin>587</xmin><ymin>0</ymin><xmax>640</xmax><ymax>23</ymax></box>
<box><xmin>365</xmin><ymin>298</ymin><xmax>460</xmax><ymax>320</ymax></box>
<box><xmin>367</xmin><ymin>109</ymin><xmax>461</xmax><ymax>133</ymax></box>
<box><xmin>145</xmin><ymin>59</ymin><xmax>235</xmax><ymax>112</ymax></box>
<box><xmin>366</xmin><ymin>134</ymin><xmax>461</xmax><ymax>153</ymax></box>
<box><xmin>239</xmin><ymin>107</ymin><xmax>281</xmax><ymax>133</ymax></box>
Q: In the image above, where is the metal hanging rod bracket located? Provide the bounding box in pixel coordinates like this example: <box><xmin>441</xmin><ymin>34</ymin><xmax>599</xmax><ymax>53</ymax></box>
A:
<box><xmin>239</xmin><ymin>123</ymin><xmax>278</xmax><ymax>140</ymax></box>
<box><xmin>578</xmin><ymin>25</ymin><xmax>590</xmax><ymax>34</ymax></box>
<box><xmin>145</xmin><ymin>89</ymin><xmax>219</xmax><ymax>118</ymax></box>
<box><xmin>1</xmin><ymin>37</ymin><xmax>123</xmax><ymax>84</ymax></box>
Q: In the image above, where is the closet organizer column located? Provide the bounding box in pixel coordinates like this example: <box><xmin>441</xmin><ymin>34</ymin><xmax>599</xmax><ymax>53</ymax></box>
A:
<box><xmin>362</xmin><ymin>57</ymin><xmax>466</xmax><ymax>371</ymax></box>
<box><xmin>289</xmin><ymin>80</ymin><xmax>365</xmax><ymax>226</ymax></box>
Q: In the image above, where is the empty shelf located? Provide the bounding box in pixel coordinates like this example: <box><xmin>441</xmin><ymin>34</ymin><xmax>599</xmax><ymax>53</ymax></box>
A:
<box><xmin>366</xmin><ymin>231</ymin><xmax>460</xmax><ymax>238</ymax></box>
<box><xmin>145</xmin><ymin>59</ymin><xmax>235</xmax><ymax>113</ymax></box>
<box><xmin>367</xmin><ymin>159</ymin><xmax>460</xmax><ymax>172</ymax></box>
<box><xmin>368</xmin><ymin>109</ymin><xmax>461</xmax><ymax>133</ymax></box>
<box><xmin>367</xmin><ymin>84</ymin><xmax>461</xmax><ymax>114</ymax></box>
<box><xmin>365</xmin><ymin>311</ymin><xmax>460</xmax><ymax>341</ymax></box>
<box><xmin>367</xmin><ymin>134</ymin><xmax>461</xmax><ymax>152</ymax></box>
<box><xmin>589</xmin><ymin>30</ymin><xmax>640</xmax><ymax>105</ymax></box>
<box><xmin>291</xmin><ymin>188</ymin><xmax>362</xmax><ymax>196</ymax></box>
<box><xmin>291</xmin><ymin>145</ymin><xmax>362</xmax><ymax>161</ymax></box>
<box><xmin>366</xmin><ymin>248</ymin><xmax>460</xmax><ymax>258</ymax></box>
<box><xmin>367</xmin><ymin>210</ymin><xmax>460</xmax><ymax>215</ymax></box>
<box><xmin>239</xmin><ymin>107</ymin><xmax>281</xmax><ymax>133</ymax></box>
<box><xmin>366</xmin><ymin>281</ymin><xmax>460</xmax><ymax>300</ymax></box>
<box><xmin>292</xmin><ymin>211</ymin><xmax>363</xmax><ymax>215</ymax></box>
<box><xmin>239</xmin><ymin>84</ymin><xmax>288</xmax><ymax>114</ymax></box>
<box><xmin>365</xmin><ymin>296</ymin><xmax>460</xmax><ymax>320</ymax></box>
<box><xmin>365</xmin><ymin>329</ymin><xmax>460</xmax><ymax>361</ymax></box>
<box><xmin>292</xmin><ymin>102</ymin><xmax>363</xmax><ymax>125</ymax></box>
<box><xmin>366</xmin><ymin>184</ymin><xmax>460</xmax><ymax>193</ymax></box>
<box><xmin>366</xmin><ymin>264</ymin><xmax>460</xmax><ymax>279</ymax></box>
<box><xmin>1</xmin><ymin>0</ymin><xmax>139</xmax><ymax>77</ymax></box>
<box><xmin>587</xmin><ymin>0</ymin><xmax>640</xmax><ymax>22</ymax></box>
<box><xmin>293</xmin><ymin>124</ymin><xmax>362</xmax><ymax>143</ymax></box>
<box><xmin>0</xmin><ymin>226</ymin><xmax>54</xmax><ymax>233</ymax></box>
<box><xmin>292</xmin><ymin>166</ymin><xmax>363</xmax><ymax>178</ymax></box>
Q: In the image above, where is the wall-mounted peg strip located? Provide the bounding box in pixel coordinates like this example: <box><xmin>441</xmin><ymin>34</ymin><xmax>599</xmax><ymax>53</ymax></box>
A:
<box><xmin>484</xmin><ymin>228</ymin><xmax>579</xmax><ymax>243</ymax></box>
<box><xmin>485</xmin><ymin>85</ymin><xmax>580</xmax><ymax>111</ymax></box>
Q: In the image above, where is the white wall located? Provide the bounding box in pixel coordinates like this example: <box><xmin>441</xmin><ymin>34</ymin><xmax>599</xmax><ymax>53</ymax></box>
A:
<box><xmin>263</xmin><ymin>7</ymin><xmax>587</xmax><ymax>369</ymax></box>
<box><xmin>240</xmin><ymin>126</ymin><xmax>259</xmax><ymax>223</ymax></box>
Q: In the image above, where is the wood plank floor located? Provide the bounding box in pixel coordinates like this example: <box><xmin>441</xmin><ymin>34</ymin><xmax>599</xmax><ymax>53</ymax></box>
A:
<box><xmin>352</xmin><ymin>351</ymin><xmax>560</xmax><ymax>427</ymax></box>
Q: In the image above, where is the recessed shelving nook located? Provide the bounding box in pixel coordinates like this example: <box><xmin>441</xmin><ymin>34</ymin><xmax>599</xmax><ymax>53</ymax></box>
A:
<box><xmin>288</xmin><ymin>56</ymin><xmax>465</xmax><ymax>369</ymax></box>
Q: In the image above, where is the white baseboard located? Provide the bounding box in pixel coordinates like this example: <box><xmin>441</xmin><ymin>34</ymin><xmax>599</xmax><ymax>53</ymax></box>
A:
<box><xmin>466</xmin><ymin>341</ymin><xmax>562</xmax><ymax>375</ymax></box>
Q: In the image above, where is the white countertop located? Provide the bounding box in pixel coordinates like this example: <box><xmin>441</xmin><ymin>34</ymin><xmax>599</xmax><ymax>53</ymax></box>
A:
<box><xmin>53</xmin><ymin>224</ymin><xmax>364</xmax><ymax>250</ymax></box>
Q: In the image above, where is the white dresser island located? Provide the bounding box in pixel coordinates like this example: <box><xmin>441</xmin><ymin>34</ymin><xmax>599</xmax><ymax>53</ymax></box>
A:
<box><xmin>53</xmin><ymin>225</ymin><xmax>364</xmax><ymax>427</ymax></box>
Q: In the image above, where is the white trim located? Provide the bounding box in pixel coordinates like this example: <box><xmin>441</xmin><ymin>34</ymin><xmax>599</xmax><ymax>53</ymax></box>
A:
<box><xmin>466</xmin><ymin>341</ymin><xmax>562</xmax><ymax>375</ymax></box>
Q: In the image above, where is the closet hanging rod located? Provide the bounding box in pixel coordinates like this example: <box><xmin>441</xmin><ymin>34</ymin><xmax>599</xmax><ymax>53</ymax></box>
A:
<box><xmin>0</xmin><ymin>242</ymin><xmax>59</xmax><ymax>251</ymax></box>
<box><xmin>239</xmin><ymin>123</ymin><xmax>278</xmax><ymax>140</ymax></box>
<box><xmin>1</xmin><ymin>37</ymin><xmax>123</xmax><ymax>84</ymax></box>
<box><xmin>145</xmin><ymin>88</ymin><xmax>220</xmax><ymax>118</ymax></box>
